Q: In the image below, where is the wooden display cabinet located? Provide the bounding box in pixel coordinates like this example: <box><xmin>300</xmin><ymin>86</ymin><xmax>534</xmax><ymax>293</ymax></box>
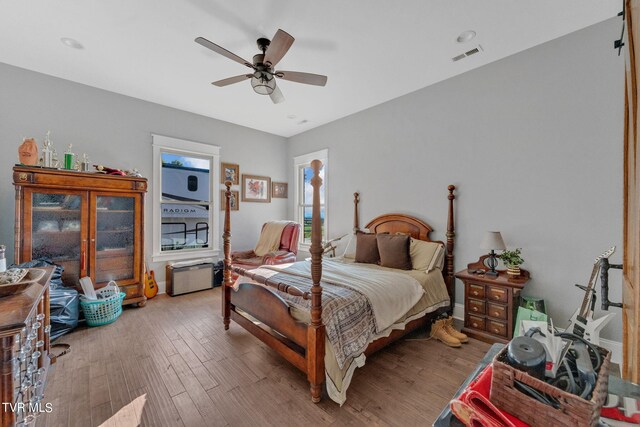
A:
<box><xmin>13</xmin><ymin>166</ymin><xmax>147</xmax><ymax>306</ymax></box>
<box><xmin>455</xmin><ymin>256</ymin><xmax>530</xmax><ymax>344</ymax></box>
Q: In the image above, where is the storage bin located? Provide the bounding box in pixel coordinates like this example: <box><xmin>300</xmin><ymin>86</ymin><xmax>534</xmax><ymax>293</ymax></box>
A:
<box><xmin>490</xmin><ymin>343</ymin><xmax>610</xmax><ymax>426</ymax></box>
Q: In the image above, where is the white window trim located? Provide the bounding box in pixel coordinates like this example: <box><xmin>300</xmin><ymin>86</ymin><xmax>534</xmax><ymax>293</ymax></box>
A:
<box><xmin>293</xmin><ymin>149</ymin><xmax>328</xmax><ymax>251</ymax></box>
<box><xmin>152</xmin><ymin>134</ymin><xmax>220</xmax><ymax>262</ymax></box>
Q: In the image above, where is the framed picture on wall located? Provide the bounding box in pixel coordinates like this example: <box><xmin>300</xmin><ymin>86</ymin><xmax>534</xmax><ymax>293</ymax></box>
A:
<box><xmin>221</xmin><ymin>162</ymin><xmax>240</xmax><ymax>185</ymax></box>
<box><xmin>220</xmin><ymin>190</ymin><xmax>239</xmax><ymax>211</ymax></box>
<box><xmin>272</xmin><ymin>182</ymin><xmax>288</xmax><ymax>198</ymax></box>
<box><xmin>242</xmin><ymin>174</ymin><xmax>271</xmax><ymax>203</ymax></box>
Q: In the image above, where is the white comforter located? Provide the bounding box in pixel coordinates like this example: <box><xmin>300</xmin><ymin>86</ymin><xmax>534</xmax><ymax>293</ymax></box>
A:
<box><xmin>262</xmin><ymin>259</ymin><xmax>425</xmax><ymax>332</ymax></box>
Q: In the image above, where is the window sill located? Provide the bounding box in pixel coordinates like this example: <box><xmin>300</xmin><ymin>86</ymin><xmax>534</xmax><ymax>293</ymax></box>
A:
<box><xmin>298</xmin><ymin>243</ymin><xmax>311</xmax><ymax>253</ymax></box>
<box><xmin>152</xmin><ymin>249</ymin><xmax>219</xmax><ymax>263</ymax></box>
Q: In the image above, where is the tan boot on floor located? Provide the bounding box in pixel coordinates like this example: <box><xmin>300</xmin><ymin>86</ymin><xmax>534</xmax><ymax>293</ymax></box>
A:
<box><xmin>430</xmin><ymin>319</ymin><xmax>461</xmax><ymax>347</ymax></box>
<box><xmin>444</xmin><ymin>317</ymin><xmax>469</xmax><ymax>343</ymax></box>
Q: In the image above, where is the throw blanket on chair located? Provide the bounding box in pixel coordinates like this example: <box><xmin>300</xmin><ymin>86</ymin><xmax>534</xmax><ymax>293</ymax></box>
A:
<box><xmin>254</xmin><ymin>221</ymin><xmax>290</xmax><ymax>256</ymax></box>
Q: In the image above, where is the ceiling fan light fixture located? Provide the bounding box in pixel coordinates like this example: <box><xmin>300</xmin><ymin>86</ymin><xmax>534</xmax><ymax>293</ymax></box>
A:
<box><xmin>251</xmin><ymin>71</ymin><xmax>276</xmax><ymax>95</ymax></box>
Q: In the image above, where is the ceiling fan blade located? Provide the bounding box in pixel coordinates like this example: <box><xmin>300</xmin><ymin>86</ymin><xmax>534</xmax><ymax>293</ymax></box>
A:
<box><xmin>195</xmin><ymin>37</ymin><xmax>253</xmax><ymax>68</ymax></box>
<box><xmin>264</xmin><ymin>29</ymin><xmax>294</xmax><ymax>67</ymax></box>
<box><xmin>276</xmin><ymin>71</ymin><xmax>327</xmax><ymax>86</ymax></box>
<box><xmin>212</xmin><ymin>74</ymin><xmax>251</xmax><ymax>87</ymax></box>
<box><xmin>270</xmin><ymin>85</ymin><xmax>285</xmax><ymax>104</ymax></box>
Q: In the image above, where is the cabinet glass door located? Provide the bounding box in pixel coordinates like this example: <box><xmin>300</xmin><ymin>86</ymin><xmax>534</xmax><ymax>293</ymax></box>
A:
<box><xmin>29</xmin><ymin>191</ymin><xmax>85</xmax><ymax>285</ymax></box>
<box><xmin>93</xmin><ymin>195</ymin><xmax>136</xmax><ymax>284</ymax></box>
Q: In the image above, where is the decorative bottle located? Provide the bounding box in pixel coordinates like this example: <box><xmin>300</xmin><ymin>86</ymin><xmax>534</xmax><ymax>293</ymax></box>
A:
<box><xmin>64</xmin><ymin>144</ymin><xmax>75</xmax><ymax>170</ymax></box>
<box><xmin>0</xmin><ymin>245</ymin><xmax>6</xmax><ymax>273</ymax></box>
<box><xmin>42</xmin><ymin>131</ymin><xmax>53</xmax><ymax>168</ymax></box>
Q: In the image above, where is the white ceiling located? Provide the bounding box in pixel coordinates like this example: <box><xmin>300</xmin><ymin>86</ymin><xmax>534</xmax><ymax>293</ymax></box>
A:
<box><xmin>0</xmin><ymin>1</ymin><xmax>620</xmax><ymax>137</ymax></box>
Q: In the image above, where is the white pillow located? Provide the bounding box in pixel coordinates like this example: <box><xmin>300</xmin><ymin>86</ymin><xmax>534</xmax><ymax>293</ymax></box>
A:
<box><xmin>429</xmin><ymin>244</ymin><xmax>445</xmax><ymax>271</ymax></box>
<box><xmin>342</xmin><ymin>234</ymin><xmax>357</xmax><ymax>259</ymax></box>
<box><xmin>410</xmin><ymin>238</ymin><xmax>443</xmax><ymax>272</ymax></box>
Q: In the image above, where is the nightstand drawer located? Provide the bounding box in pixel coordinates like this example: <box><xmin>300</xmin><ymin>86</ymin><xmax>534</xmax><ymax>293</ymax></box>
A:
<box><xmin>466</xmin><ymin>283</ymin><xmax>485</xmax><ymax>299</ymax></box>
<box><xmin>487</xmin><ymin>286</ymin><xmax>508</xmax><ymax>303</ymax></box>
<box><xmin>466</xmin><ymin>315</ymin><xmax>485</xmax><ymax>331</ymax></box>
<box><xmin>487</xmin><ymin>302</ymin><xmax>507</xmax><ymax>320</ymax></box>
<box><xmin>487</xmin><ymin>320</ymin><xmax>508</xmax><ymax>337</ymax></box>
<box><xmin>468</xmin><ymin>298</ymin><xmax>485</xmax><ymax>315</ymax></box>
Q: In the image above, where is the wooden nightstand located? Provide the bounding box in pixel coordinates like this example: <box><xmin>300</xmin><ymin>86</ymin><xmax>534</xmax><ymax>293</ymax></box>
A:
<box><xmin>455</xmin><ymin>257</ymin><xmax>530</xmax><ymax>344</ymax></box>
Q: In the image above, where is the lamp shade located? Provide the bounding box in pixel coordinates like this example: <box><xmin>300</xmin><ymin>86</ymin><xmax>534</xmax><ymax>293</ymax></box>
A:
<box><xmin>251</xmin><ymin>71</ymin><xmax>276</xmax><ymax>95</ymax></box>
<box><xmin>480</xmin><ymin>231</ymin><xmax>506</xmax><ymax>251</ymax></box>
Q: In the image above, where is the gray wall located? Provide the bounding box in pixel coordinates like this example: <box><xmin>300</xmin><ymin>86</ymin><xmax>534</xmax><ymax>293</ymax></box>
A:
<box><xmin>288</xmin><ymin>18</ymin><xmax>625</xmax><ymax>341</ymax></box>
<box><xmin>0</xmin><ymin>63</ymin><xmax>289</xmax><ymax>285</ymax></box>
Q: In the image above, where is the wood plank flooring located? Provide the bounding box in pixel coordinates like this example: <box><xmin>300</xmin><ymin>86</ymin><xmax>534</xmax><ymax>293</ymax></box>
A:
<box><xmin>37</xmin><ymin>288</ymin><xmax>489</xmax><ymax>427</ymax></box>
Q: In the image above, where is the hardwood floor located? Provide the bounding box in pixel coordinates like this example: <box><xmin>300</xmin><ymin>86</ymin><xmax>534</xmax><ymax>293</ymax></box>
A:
<box><xmin>37</xmin><ymin>288</ymin><xmax>490</xmax><ymax>427</ymax></box>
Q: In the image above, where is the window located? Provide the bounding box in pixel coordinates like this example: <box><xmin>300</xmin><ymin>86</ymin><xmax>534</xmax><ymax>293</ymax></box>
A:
<box><xmin>294</xmin><ymin>149</ymin><xmax>328</xmax><ymax>247</ymax></box>
<box><xmin>152</xmin><ymin>134</ymin><xmax>220</xmax><ymax>262</ymax></box>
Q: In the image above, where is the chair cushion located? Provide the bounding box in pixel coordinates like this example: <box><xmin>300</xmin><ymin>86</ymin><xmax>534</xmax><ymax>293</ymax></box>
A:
<box><xmin>280</xmin><ymin>223</ymin><xmax>298</xmax><ymax>250</ymax></box>
<box><xmin>233</xmin><ymin>257</ymin><xmax>263</xmax><ymax>268</ymax></box>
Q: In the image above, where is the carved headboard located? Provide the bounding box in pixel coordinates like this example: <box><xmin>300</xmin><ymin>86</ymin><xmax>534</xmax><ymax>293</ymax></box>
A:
<box><xmin>365</xmin><ymin>214</ymin><xmax>437</xmax><ymax>243</ymax></box>
<box><xmin>352</xmin><ymin>185</ymin><xmax>456</xmax><ymax>307</ymax></box>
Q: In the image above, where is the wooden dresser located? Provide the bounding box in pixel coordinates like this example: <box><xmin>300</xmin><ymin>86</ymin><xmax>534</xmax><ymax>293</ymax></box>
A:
<box><xmin>456</xmin><ymin>263</ymin><xmax>529</xmax><ymax>344</ymax></box>
<box><xmin>13</xmin><ymin>166</ymin><xmax>147</xmax><ymax>306</ymax></box>
<box><xmin>0</xmin><ymin>268</ymin><xmax>52</xmax><ymax>427</ymax></box>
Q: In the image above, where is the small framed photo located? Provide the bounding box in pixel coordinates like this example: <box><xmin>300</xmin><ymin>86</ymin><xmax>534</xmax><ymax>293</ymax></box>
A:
<box><xmin>221</xmin><ymin>162</ymin><xmax>240</xmax><ymax>185</ymax></box>
<box><xmin>242</xmin><ymin>174</ymin><xmax>271</xmax><ymax>203</ymax></box>
<box><xmin>272</xmin><ymin>182</ymin><xmax>288</xmax><ymax>199</ymax></box>
<box><xmin>220</xmin><ymin>190</ymin><xmax>239</xmax><ymax>211</ymax></box>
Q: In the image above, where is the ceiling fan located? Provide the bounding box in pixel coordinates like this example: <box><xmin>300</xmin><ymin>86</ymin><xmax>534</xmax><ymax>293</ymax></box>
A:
<box><xmin>195</xmin><ymin>29</ymin><xmax>327</xmax><ymax>104</ymax></box>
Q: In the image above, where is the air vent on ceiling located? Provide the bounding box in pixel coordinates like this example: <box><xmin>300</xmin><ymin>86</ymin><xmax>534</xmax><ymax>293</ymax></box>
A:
<box><xmin>452</xmin><ymin>45</ymin><xmax>483</xmax><ymax>62</ymax></box>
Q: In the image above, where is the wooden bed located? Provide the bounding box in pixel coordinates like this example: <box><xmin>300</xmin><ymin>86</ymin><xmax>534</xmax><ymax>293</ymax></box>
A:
<box><xmin>221</xmin><ymin>160</ymin><xmax>456</xmax><ymax>403</ymax></box>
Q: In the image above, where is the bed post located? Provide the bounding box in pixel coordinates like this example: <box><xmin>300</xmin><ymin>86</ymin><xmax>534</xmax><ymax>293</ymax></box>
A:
<box><xmin>308</xmin><ymin>160</ymin><xmax>325</xmax><ymax>403</ymax></box>
<box><xmin>353</xmin><ymin>192</ymin><xmax>360</xmax><ymax>233</ymax></box>
<box><xmin>222</xmin><ymin>180</ymin><xmax>232</xmax><ymax>330</ymax></box>
<box><xmin>446</xmin><ymin>185</ymin><xmax>456</xmax><ymax>313</ymax></box>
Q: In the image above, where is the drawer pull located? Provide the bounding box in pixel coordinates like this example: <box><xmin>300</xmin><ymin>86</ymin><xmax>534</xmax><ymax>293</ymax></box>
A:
<box><xmin>472</xmin><ymin>307</ymin><xmax>478</xmax><ymax>312</ymax></box>
<box><xmin>493</xmin><ymin>328</ymin><xmax>499</xmax><ymax>333</ymax></box>
<box><xmin>494</xmin><ymin>311</ymin><xmax>500</xmax><ymax>316</ymax></box>
<box><xmin>494</xmin><ymin>295</ymin><xmax>500</xmax><ymax>300</ymax></box>
<box><xmin>472</xmin><ymin>322</ymin><xmax>478</xmax><ymax>327</ymax></box>
<box><xmin>473</xmin><ymin>291</ymin><xmax>478</xmax><ymax>296</ymax></box>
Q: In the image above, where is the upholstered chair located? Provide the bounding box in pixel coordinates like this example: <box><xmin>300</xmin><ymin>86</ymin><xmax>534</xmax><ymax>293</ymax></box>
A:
<box><xmin>231</xmin><ymin>221</ymin><xmax>301</xmax><ymax>269</ymax></box>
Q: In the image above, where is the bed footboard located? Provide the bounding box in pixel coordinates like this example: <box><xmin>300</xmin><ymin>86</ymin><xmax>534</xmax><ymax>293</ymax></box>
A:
<box><xmin>230</xmin><ymin>283</ymin><xmax>308</xmax><ymax>348</ymax></box>
<box><xmin>222</xmin><ymin>159</ymin><xmax>326</xmax><ymax>403</ymax></box>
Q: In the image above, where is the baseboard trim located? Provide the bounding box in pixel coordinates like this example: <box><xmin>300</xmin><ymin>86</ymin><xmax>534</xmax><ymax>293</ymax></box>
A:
<box><xmin>600</xmin><ymin>337</ymin><xmax>623</xmax><ymax>366</ymax></box>
<box><xmin>157</xmin><ymin>280</ymin><xmax>166</xmax><ymax>295</ymax></box>
<box><xmin>453</xmin><ymin>303</ymin><xmax>464</xmax><ymax>321</ymax></box>
<box><xmin>451</xmin><ymin>303</ymin><xmax>622</xmax><ymax>365</ymax></box>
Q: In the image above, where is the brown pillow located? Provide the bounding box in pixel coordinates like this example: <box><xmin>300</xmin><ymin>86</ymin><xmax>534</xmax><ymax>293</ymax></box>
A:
<box><xmin>376</xmin><ymin>234</ymin><xmax>412</xmax><ymax>270</ymax></box>
<box><xmin>355</xmin><ymin>233</ymin><xmax>380</xmax><ymax>264</ymax></box>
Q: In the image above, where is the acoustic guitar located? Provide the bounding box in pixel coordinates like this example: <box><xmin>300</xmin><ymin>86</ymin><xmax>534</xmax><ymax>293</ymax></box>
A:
<box><xmin>144</xmin><ymin>262</ymin><xmax>158</xmax><ymax>299</ymax></box>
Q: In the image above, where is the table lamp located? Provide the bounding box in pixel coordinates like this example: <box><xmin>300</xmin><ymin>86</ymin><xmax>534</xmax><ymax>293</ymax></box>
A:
<box><xmin>480</xmin><ymin>231</ymin><xmax>506</xmax><ymax>277</ymax></box>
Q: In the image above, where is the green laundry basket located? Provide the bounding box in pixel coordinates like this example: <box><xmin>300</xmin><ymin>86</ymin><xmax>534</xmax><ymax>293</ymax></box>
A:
<box><xmin>80</xmin><ymin>281</ymin><xmax>126</xmax><ymax>327</ymax></box>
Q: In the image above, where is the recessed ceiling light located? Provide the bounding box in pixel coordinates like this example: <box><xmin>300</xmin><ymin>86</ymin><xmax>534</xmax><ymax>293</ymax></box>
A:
<box><xmin>60</xmin><ymin>38</ymin><xmax>84</xmax><ymax>50</ymax></box>
<box><xmin>287</xmin><ymin>114</ymin><xmax>297</xmax><ymax>119</ymax></box>
<box><xmin>456</xmin><ymin>30</ymin><xmax>476</xmax><ymax>43</ymax></box>
<box><xmin>297</xmin><ymin>119</ymin><xmax>308</xmax><ymax>125</ymax></box>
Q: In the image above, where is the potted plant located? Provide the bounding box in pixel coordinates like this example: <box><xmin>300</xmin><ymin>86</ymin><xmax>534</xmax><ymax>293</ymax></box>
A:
<box><xmin>499</xmin><ymin>248</ymin><xmax>524</xmax><ymax>277</ymax></box>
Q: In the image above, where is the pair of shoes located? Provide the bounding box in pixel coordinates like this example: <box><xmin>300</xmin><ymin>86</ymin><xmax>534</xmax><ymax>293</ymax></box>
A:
<box><xmin>430</xmin><ymin>318</ymin><xmax>462</xmax><ymax>347</ymax></box>
<box><xmin>430</xmin><ymin>317</ymin><xmax>469</xmax><ymax>347</ymax></box>
<box><xmin>445</xmin><ymin>317</ymin><xmax>469</xmax><ymax>343</ymax></box>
